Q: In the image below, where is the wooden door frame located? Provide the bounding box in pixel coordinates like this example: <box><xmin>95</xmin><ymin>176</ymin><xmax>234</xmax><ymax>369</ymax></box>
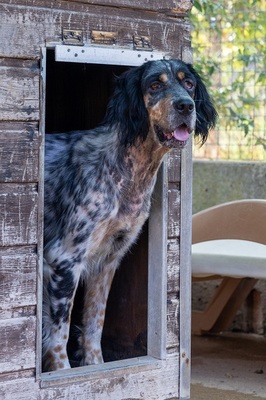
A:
<box><xmin>37</xmin><ymin>45</ymin><xmax>192</xmax><ymax>399</ymax></box>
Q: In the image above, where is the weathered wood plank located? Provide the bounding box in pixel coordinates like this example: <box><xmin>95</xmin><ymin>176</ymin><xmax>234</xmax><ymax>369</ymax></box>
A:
<box><xmin>0</xmin><ymin>306</ymin><xmax>36</xmax><ymax>320</ymax></box>
<box><xmin>167</xmin><ymin>294</ymin><xmax>180</xmax><ymax>352</ymax></box>
<box><xmin>0</xmin><ymin>375</ymin><xmax>39</xmax><ymax>400</ymax></box>
<box><xmin>167</xmin><ymin>238</ymin><xmax>181</xmax><ymax>352</ymax></box>
<box><xmin>168</xmin><ymin>186</ymin><xmax>181</xmax><ymax>238</ymax></box>
<box><xmin>0</xmin><ymin>316</ymin><xmax>36</xmax><ymax>373</ymax></box>
<box><xmin>167</xmin><ymin>148</ymin><xmax>182</xmax><ymax>356</ymax></box>
<box><xmin>167</xmin><ymin>238</ymin><xmax>180</xmax><ymax>293</ymax></box>
<box><xmin>168</xmin><ymin>149</ymin><xmax>181</xmax><ymax>183</ymax></box>
<box><xmin>41</xmin><ymin>356</ymin><xmax>179</xmax><ymax>399</ymax></box>
<box><xmin>0</xmin><ymin>59</ymin><xmax>39</xmax><ymax>121</ymax></box>
<box><xmin>0</xmin><ymin>122</ymin><xmax>40</xmax><ymax>182</ymax></box>
<box><xmin>66</xmin><ymin>0</ymin><xmax>193</xmax><ymax>13</ymax></box>
<box><xmin>0</xmin><ymin>1</ymin><xmax>191</xmax><ymax>59</ymax></box>
<box><xmin>0</xmin><ymin>246</ymin><xmax>37</xmax><ymax>311</ymax></box>
<box><xmin>0</xmin><ymin>356</ymin><xmax>180</xmax><ymax>399</ymax></box>
<box><xmin>148</xmin><ymin>164</ymin><xmax>168</xmax><ymax>360</ymax></box>
<box><xmin>0</xmin><ymin>368</ymin><xmax>35</xmax><ymax>384</ymax></box>
<box><xmin>0</xmin><ymin>183</ymin><xmax>38</xmax><ymax>246</ymax></box>
<box><xmin>179</xmin><ymin>144</ymin><xmax>193</xmax><ymax>398</ymax></box>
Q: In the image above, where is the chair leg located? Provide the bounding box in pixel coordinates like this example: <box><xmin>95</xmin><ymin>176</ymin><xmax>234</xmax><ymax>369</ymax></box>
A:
<box><xmin>192</xmin><ymin>277</ymin><xmax>257</xmax><ymax>335</ymax></box>
<box><xmin>245</xmin><ymin>289</ymin><xmax>264</xmax><ymax>334</ymax></box>
<box><xmin>210</xmin><ymin>277</ymin><xmax>258</xmax><ymax>333</ymax></box>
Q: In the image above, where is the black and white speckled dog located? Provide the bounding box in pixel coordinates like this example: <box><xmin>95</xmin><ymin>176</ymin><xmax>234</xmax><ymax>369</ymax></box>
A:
<box><xmin>42</xmin><ymin>59</ymin><xmax>217</xmax><ymax>371</ymax></box>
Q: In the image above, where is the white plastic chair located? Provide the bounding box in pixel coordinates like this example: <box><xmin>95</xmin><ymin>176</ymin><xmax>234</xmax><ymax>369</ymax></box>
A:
<box><xmin>192</xmin><ymin>199</ymin><xmax>266</xmax><ymax>334</ymax></box>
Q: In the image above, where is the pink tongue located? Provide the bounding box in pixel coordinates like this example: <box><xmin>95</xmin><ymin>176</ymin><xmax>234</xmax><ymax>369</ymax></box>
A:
<box><xmin>173</xmin><ymin>127</ymin><xmax>190</xmax><ymax>141</ymax></box>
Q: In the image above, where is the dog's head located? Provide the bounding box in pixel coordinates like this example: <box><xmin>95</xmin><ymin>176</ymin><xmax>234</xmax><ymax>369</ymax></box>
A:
<box><xmin>105</xmin><ymin>59</ymin><xmax>217</xmax><ymax>147</ymax></box>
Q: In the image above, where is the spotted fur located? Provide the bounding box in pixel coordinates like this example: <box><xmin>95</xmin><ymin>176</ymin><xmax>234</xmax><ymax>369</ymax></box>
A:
<box><xmin>42</xmin><ymin>59</ymin><xmax>217</xmax><ymax>371</ymax></box>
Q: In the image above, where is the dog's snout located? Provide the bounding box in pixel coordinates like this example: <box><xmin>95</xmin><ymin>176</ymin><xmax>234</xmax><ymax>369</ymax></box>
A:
<box><xmin>174</xmin><ymin>98</ymin><xmax>194</xmax><ymax>116</ymax></box>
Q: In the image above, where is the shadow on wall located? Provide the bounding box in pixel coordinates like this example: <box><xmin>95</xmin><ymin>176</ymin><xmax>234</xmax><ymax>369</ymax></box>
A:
<box><xmin>192</xmin><ymin>160</ymin><xmax>266</xmax><ymax>214</ymax></box>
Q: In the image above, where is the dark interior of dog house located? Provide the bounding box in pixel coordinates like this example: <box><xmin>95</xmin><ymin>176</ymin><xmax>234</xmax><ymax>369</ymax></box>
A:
<box><xmin>44</xmin><ymin>49</ymin><xmax>148</xmax><ymax>366</ymax></box>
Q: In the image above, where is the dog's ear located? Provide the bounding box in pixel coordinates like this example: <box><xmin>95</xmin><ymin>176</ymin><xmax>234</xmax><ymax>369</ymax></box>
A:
<box><xmin>187</xmin><ymin>64</ymin><xmax>218</xmax><ymax>144</ymax></box>
<box><xmin>104</xmin><ymin>65</ymin><xmax>150</xmax><ymax>146</ymax></box>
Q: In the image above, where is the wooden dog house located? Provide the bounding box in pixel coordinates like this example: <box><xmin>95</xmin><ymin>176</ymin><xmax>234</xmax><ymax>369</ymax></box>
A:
<box><xmin>0</xmin><ymin>1</ymin><xmax>193</xmax><ymax>399</ymax></box>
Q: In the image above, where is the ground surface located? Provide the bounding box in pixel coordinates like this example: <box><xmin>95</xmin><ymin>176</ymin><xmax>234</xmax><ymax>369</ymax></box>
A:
<box><xmin>191</xmin><ymin>333</ymin><xmax>266</xmax><ymax>399</ymax></box>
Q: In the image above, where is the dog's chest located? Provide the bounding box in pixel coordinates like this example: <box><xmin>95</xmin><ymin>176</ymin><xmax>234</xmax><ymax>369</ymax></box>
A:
<box><xmin>91</xmin><ymin>213</ymin><xmax>144</xmax><ymax>251</ymax></box>
<box><xmin>88</xmin><ymin>191</ymin><xmax>150</xmax><ymax>254</ymax></box>
<box><xmin>74</xmin><ymin>180</ymin><xmax>152</xmax><ymax>266</ymax></box>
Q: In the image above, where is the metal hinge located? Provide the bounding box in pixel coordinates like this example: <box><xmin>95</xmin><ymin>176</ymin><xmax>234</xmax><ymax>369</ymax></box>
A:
<box><xmin>91</xmin><ymin>31</ymin><xmax>118</xmax><ymax>45</ymax></box>
<box><xmin>62</xmin><ymin>29</ymin><xmax>84</xmax><ymax>46</ymax></box>
<box><xmin>133</xmin><ymin>35</ymin><xmax>153</xmax><ymax>51</ymax></box>
<box><xmin>61</xmin><ymin>30</ymin><xmax>153</xmax><ymax>52</ymax></box>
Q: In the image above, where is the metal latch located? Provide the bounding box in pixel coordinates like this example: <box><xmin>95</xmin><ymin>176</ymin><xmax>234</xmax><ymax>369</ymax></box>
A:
<box><xmin>62</xmin><ymin>29</ymin><xmax>83</xmax><ymax>46</ymax></box>
<box><xmin>91</xmin><ymin>31</ymin><xmax>117</xmax><ymax>45</ymax></box>
<box><xmin>133</xmin><ymin>36</ymin><xmax>153</xmax><ymax>51</ymax></box>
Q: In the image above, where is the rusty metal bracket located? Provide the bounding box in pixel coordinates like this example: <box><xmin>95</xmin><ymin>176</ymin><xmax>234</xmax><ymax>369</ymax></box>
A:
<box><xmin>91</xmin><ymin>31</ymin><xmax>117</xmax><ymax>45</ymax></box>
<box><xmin>62</xmin><ymin>29</ymin><xmax>83</xmax><ymax>46</ymax></box>
<box><xmin>133</xmin><ymin>36</ymin><xmax>153</xmax><ymax>51</ymax></box>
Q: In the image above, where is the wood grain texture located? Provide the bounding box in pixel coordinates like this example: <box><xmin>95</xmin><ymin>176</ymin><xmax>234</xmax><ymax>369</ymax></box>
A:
<box><xmin>0</xmin><ymin>122</ymin><xmax>40</xmax><ymax>182</ymax></box>
<box><xmin>66</xmin><ymin>0</ymin><xmax>193</xmax><ymax>13</ymax></box>
<box><xmin>0</xmin><ymin>316</ymin><xmax>36</xmax><ymax>373</ymax></box>
<box><xmin>168</xmin><ymin>149</ymin><xmax>182</xmax><ymax>183</ymax></box>
<box><xmin>40</xmin><ymin>356</ymin><xmax>179</xmax><ymax>399</ymax></box>
<box><xmin>0</xmin><ymin>1</ymin><xmax>191</xmax><ymax>59</ymax></box>
<box><xmin>0</xmin><ymin>375</ymin><xmax>39</xmax><ymax>399</ymax></box>
<box><xmin>0</xmin><ymin>183</ymin><xmax>38</xmax><ymax>246</ymax></box>
<box><xmin>166</xmin><ymin>239</ymin><xmax>181</xmax><ymax>353</ymax></box>
<box><xmin>168</xmin><ymin>186</ymin><xmax>181</xmax><ymax>238</ymax></box>
<box><xmin>0</xmin><ymin>356</ymin><xmax>180</xmax><ymax>399</ymax></box>
<box><xmin>147</xmin><ymin>164</ymin><xmax>168</xmax><ymax>360</ymax></box>
<box><xmin>0</xmin><ymin>368</ymin><xmax>35</xmax><ymax>384</ymax></box>
<box><xmin>167</xmin><ymin>238</ymin><xmax>180</xmax><ymax>293</ymax></box>
<box><xmin>167</xmin><ymin>294</ymin><xmax>180</xmax><ymax>351</ymax></box>
<box><xmin>0</xmin><ymin>306</ymin><xmax>36</xmax><ymax>321</ymax></box>
<box><xmin>179</xmin><ymin>144</ymin><xmax>193</xmax><ymax>398</ymax></box>
<box><xmin>0</xmin><ymin>246</ymin><xmax>37</xmax><ymax>311</ymax></box>
<box><xmin>0</xmin><ymin>59</ymin><xmax>39</xmax><ymax>121</ymax></box>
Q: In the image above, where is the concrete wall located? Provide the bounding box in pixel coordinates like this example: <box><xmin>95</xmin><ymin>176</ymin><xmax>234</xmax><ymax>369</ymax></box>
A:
<box><xmin>193</xmin><ymin>160</ymin><xmax>266</xmax><ymax>214</ymax></box>
<box><xmin>192</xmin><ymin>160</ymin><xmax>266</xmax><ymax>334</ymax></box>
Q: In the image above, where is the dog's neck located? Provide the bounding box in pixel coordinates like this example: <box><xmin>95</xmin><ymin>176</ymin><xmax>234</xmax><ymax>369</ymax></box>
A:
<box><xmin>128</xmin><ymin>134</ymin><xmax>167</xmax><ymax>172</ymax></box>
<box><xmin>118</xmin><ymin>130</ymin><xmax>169</xmax><ymax>195</ymax></box>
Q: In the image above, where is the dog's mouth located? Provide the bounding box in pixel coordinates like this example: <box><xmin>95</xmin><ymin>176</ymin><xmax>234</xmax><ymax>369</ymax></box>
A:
<box><xmin>155</xmin><ymin>124</ymin><xmax>191</xmax><ymax>148</ymax></box>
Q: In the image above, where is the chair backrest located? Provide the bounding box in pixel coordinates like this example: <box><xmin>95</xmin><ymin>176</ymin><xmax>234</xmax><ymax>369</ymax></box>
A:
<box><xmin>192</xmin><ymin>199</ymin><xmax>266</xmax><ymax>245</ymax></box>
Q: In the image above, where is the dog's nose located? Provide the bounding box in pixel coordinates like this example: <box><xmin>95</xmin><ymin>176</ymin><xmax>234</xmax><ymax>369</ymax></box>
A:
<box><xmin>174</xmin><ymin>98</ymin><xmax>194</xmax><ymax>116</ymax></box>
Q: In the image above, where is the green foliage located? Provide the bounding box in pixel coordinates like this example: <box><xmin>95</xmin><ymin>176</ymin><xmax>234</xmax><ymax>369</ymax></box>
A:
<box><xmin>190</xmin><ymin>0</ymin><xmax>266</xmax><ymax>160</ymax></box>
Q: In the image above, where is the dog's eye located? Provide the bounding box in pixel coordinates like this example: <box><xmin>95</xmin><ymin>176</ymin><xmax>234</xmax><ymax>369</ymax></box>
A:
<box><xmin>183</xmin><ymin>79</ymin><xmax>194</xmax><ymax>90</ymax></box>
<box><xmin>150</xmin><ymin>82</ymin><xmax>162</xmax><ymax>91</ymax></box>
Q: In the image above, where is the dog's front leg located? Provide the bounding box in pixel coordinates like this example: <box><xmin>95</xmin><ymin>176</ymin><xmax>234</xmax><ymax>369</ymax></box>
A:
<box><xmin>42</xmin><ymin>258</ymin><xmax>82</xmax><ymax>371</ymax></box>
<box><xmin>80</xmin><ymin>264</ymin><xmax>117</xmax><ymax>365</ymax></box>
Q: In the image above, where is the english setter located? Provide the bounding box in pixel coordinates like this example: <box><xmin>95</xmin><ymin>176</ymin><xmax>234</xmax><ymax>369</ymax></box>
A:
<box><xmin>42</xmin><ymin>59</ymin><xmax>217</xmax><ymax>371</ymax></box>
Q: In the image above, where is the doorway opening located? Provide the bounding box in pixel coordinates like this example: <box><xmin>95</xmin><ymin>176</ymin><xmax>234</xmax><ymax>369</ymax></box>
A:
<box><xmin>44</xmin><ymin>48</ymin><xmax>148</xmax><ymax>367</ymax></box>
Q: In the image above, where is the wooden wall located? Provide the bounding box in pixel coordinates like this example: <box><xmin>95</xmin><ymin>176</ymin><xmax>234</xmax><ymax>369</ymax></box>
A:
<box><xmin>0</xmin><ymin>56</ymin><xmax>40</xmax><ymax>380</ymax></box>
<box><xmin>0</xmin><ymin>0</ymin><xmax>193</xmax><ymax>398</ymax></box>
